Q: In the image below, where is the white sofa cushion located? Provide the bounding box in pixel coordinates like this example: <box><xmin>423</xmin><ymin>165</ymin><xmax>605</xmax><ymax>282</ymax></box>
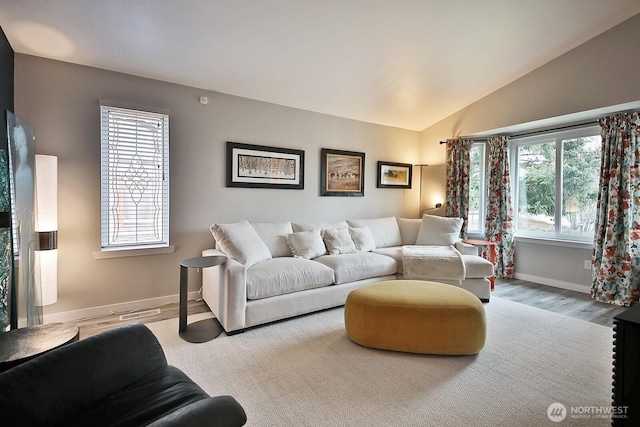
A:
<box><xmin>315</xmin><ymin>252</ymin><xmax>397</xmax><ymax>285</ymax></box>
<box><xmin>322</xmin><ymin>228</ymin><xmax>357</xmax><ymax>255</ymax></box>
<box><xmin>462</xmin><ymin>255</ymin><xmax>494</xmax><ymax>278</ymax></box>
<box><xmin>210</xmin><ymin>219</ymin><xmax>271</xmax><ymax>267</ymax></box>
<box><xmin>372</xmin><ymin>246</ymin><xmax>403</xmax><ymax>274</ymax></box>
<box><xmin>292</xmin><ymin>221</ymin><xmax>348</xmax><ymax>232</ymax></box>
<box><xmin>348</xmin><ymin>226</ymin><xmax>376</xmax><ymax>252</ymax></box>
<box><xmin>396</xmin><ymin>218</ymin><xmax>422</xmax><ymax>245</ymax></box>
<box><xmin>287</xmin><ymin>229</ymin><xmax>328</xmax><ymax>259</ymax></box>
<box><xmin>374</xmin><ymin>247</ymin><xmax>493</xmax><ymax>278</ymax></box>
<box><xmin>456</xmin><ymin>240</ymin><xmax>479</xmax><ymax>256</ymax></box>
<box><xmin>251</xmin><ymin>222</ymin><xmax>293</xmax><ymax>258</ymax></box>
<box><xmin>246</xmin><ymin>258</ymin><xmax>335</xmax><ymax>300</ymax></box>
<box><xmin>416</xmin><ymin>214</ymin><xmax>464</xmax><ymax>246</ymax></box>
<box><xmin>347</xmin><ymin>217</ymin><xmax>401</xmax><ymax>248</ymax></box>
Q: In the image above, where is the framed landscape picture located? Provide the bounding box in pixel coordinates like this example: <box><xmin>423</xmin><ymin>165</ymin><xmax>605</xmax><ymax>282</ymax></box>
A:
<box><xmin>320</xmin><ymin>148</ymin><xmax>365</xmax><ymax>197</ymax></box>
<box><xmin>226</xmin><ymin>142</ymin><xmax>304</xmax><ymax>189</ymax></box>
<box><xmin>377</xmin><ymin>161</ymin><xmax>412</xmax><ymax>189</ymax></box>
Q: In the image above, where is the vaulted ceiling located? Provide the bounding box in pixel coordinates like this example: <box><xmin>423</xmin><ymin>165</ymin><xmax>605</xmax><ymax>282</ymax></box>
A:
<box><xmin>1</xmin><ymin>0</ymin><xmax>639</xmax><ymax>131</ymax></box>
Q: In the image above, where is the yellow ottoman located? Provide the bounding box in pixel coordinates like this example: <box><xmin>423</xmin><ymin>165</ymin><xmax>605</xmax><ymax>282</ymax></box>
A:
<box><xmin>344</xmin><ymin>280</ymin><xmax>486</xmax><ymax>355</ymax></box>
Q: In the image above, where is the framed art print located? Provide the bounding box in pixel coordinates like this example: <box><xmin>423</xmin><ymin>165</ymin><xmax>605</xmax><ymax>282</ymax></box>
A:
<box><xmin>377</xmin><ymin>161</ymin><xmax>412</xmax><ymax>189</ymax></box>
<box><xmin>226</xmin><ymin>142</ymin><xmax>304</xmax><ymax>190</ymax></box>
<box><xmin>320</xmin><ymin>148</ymin><xmax>364</xmax><ymax>197</ymax></box>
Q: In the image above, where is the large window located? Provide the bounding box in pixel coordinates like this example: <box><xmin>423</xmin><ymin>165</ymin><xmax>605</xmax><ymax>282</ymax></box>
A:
<box><xmin>100</xmin><ymin>105</ymin><xmax>169</xmax><ymax>250</ymax></box>
<box><xmin>511</xmin><ymin>126</ymin><xmax>601</xmax><ymax>241</ymax></box>
<box><xmin>467</xmin><ymin>143</ymin><xmax>486</xmax><ymax>234</ymax></box>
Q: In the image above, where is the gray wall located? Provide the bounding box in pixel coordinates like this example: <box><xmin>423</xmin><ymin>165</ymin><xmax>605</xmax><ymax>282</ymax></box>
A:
<box><xmin>14</xmin><ymin>55</ymin><xmax>420</xmax><ymax>318</ymax></box>
<box><xmin>420</xmin><ymin>13</ymin><xmax>640</xmax><ymax>292</ymax></box>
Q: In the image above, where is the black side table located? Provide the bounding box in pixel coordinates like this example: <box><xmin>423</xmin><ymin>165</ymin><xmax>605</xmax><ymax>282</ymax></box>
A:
<box><xmin>179</xmin><ymin>255</ymin><xmax>227</xmax><ymax>343</ymax></box>
<box><xmin>0</xmin><ymin>323</ymin><xmax>79</xmax><ymax>373</ymax></box>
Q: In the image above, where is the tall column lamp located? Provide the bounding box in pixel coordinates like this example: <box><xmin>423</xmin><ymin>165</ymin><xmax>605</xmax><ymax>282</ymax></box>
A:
<box><xmin>34</xmin><ymin>155</ymin><xmax>57</xmax><ymax>307</ymax></box>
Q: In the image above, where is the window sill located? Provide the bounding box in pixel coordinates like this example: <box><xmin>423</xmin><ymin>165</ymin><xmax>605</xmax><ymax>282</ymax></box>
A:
<box><xmin>93</xmin><ymin>245</ymin><xmax>175</xmax><ymax>260</ymax></box>
<box><xmin>465</xmin><ymin>232</ymin><xmax>485</xmax><ymax>240</ymax></box>
<box><xmin>514</xmin><ymin>236</ymin><xmax>592</xmax><ymax>250</ymax></box>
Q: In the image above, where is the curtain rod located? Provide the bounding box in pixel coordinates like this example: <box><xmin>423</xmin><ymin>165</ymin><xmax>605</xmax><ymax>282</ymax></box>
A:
<box><xmin>438</xmin><ymin>119</ymin><xmax>600</xmax><ymax>144</ymax></box>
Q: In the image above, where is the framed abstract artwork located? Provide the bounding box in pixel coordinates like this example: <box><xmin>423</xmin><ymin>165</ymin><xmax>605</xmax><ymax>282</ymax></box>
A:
<box><xmin>377</xmin><ymin>161</ymin><xmax>412</xmax><ymax>189</ymax></box>
<box><xmin>320</xmin><ymin>148</ymin><xmax>365</xmax><ymax>197</ymax></box>
<box><xmin>226</xmin><ymin>142</ymin><xmax>304</xmax><ymax>190</ymax></box>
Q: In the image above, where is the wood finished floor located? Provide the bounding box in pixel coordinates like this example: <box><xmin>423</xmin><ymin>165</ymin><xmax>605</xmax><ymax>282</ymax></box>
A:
<box><xmin>493</xmin><ymin>278</ymin><xmax>628</xmax><ymax>327</ymax></box>
<box><xmin>75</xmin><ymin>278</ymin><xmax>629</xmax><ymax>338</ymax></box>
<box><xmin>75</xmin><ymin>299</ymin><xmax>210</xmax><ymax>339</ymax></box>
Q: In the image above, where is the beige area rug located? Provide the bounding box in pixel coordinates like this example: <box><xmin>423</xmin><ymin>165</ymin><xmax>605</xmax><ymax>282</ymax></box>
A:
<box><xmin>146</xmin><ymin>297</ymin><xmax>615</xmax><ymax>426</ymax></box>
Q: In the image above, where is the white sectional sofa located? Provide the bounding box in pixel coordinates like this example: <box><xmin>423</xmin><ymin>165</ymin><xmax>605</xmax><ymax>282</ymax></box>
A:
<box><xmin>202</xmin><ymin>215</ymin><xmax>494</xmax><ymax>334</ymax></box>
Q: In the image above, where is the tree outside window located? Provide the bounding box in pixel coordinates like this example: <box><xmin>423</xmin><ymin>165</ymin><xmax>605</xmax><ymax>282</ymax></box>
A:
<box><xmin>513</xmin><ymin>128</ymin><xmax>601</xmax><ymax>241</ymax></box>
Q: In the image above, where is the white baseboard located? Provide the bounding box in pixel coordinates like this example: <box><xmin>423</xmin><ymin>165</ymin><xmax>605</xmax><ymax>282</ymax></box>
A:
<box><xmin>513</xmin><ymin>273</ymin><xmax>591</xmax><ymax>294</ymax></box>
<box><xmin>29</xmin><ymin>274</ymin><xmax>590</xmax><ymax>325</ymax></box>
<box><xmin>20</xmin><ymin>291</ymin><xmax>203</xmax><ymax>327</ymax></box>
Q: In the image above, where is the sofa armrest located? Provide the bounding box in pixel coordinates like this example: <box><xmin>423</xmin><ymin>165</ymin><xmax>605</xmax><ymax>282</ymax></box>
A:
<box><xmin>0</xmin><ymin>323</ymin><xmax>166</xmax><ymax>426</ymax></box>
<box><xmin>202</xmin><ymin>249</ymin><xmax>247</xmax><ymax>333</ymax></box>
<box><xmin>455</xmin><ymin>240</ymin><xmax>479</xmax><ymax>256</ymax></box>
<box><xmin>147</xmin><ymin>395</ymin><xmax>247</xmax><ymax>427</ymax></box>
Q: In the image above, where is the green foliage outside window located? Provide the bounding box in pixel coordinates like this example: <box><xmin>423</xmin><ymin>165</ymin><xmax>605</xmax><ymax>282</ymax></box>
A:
<box><xmin>515</xmin><ymin>134</ymin><xmax>600</xmax><ymax>238</ymax></box>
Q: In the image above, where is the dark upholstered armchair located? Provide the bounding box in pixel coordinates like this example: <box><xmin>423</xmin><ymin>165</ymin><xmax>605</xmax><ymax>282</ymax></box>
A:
<box><xmin>0</xmin><ymin>322</ymin><xmax>247</xmax><ymax>426</ymax></box>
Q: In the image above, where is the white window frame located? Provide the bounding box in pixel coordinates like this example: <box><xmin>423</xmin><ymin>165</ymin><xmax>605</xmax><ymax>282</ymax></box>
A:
<box><xmin>99</xmin><ymin>104</ymin><xmax>170</xmax><ymax>252</ymax></box>
<box><xmin>510</xmin><ymin>125</ymin><xmax>601</xmax><ymax>243</ymax></box>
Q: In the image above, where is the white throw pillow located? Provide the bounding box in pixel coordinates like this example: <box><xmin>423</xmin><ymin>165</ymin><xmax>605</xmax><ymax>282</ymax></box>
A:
<box><xmin>210</xmin><ymin>219</ymin><xmax>272</xmax><ymax>267</ymax></box>
<box><xmin>286</xmin><ymin>229</ymin><xmax>328</xmax><ymax>259</ymax></box>
<box><xmin>347</xmin><ymin>217</ymin><xmax>401</xmax><ymax>248</ymax></box>
<box><xmin>416</xmin><ymin>214</ymin><xmax>464</xmax><ymax>246</ymax></box>
<box><xmin>251</xmin><ymin>222</ymin><xmax>294</xmax><ymax>258</ymax></box>
<box><xmin>348</xmin><ymin>227</ymin><xmax>376</xmax><ymax>252</ymax></box>
<box><xmin>322</xmin><ymin>228</ymin><xmax>357</xmax><ymax>255</ymax></box>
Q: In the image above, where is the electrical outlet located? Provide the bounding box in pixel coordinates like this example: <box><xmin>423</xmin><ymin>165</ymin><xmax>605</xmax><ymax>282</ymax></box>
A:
<box><xmin>584</xmin><ymin>260</ymin><xmax>591</xmax><ymax>270</ymax></box>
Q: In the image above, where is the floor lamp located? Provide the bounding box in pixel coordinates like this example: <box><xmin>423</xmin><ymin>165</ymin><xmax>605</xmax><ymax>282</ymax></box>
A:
<box><xmin>34</xmin><ymin>155</ymin><xmax>57</xmax><ymax>308</ymax></box>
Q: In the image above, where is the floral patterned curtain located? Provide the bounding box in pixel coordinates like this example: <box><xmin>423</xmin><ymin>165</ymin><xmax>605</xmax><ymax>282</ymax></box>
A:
<box><xmin>445</xmin><ymin>138</ymin><xmax>473</xmax><ymax>238</ymax></box>
<box><xmin>591</xmin><ymin>112</ymin><xmax>640</xmax><ymax>306</ymax></box>
<box><xmin>484</xmin><ymin>136</ymin><xmax>514</xmax><ymax>278</ymax></box>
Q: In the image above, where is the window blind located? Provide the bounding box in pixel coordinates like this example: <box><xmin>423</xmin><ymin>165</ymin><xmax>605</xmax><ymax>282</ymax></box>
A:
<box><xmin>100</xmin><ymin>105</ymin><xmax>169</xmax><ymax>249</ymax></box>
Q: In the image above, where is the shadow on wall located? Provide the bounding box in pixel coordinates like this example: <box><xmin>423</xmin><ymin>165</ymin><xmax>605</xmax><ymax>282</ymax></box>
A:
<box><xmin>419</xmin><ymin>164</ymin><xmax>446</xmax><ymax>217</ymax></box>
